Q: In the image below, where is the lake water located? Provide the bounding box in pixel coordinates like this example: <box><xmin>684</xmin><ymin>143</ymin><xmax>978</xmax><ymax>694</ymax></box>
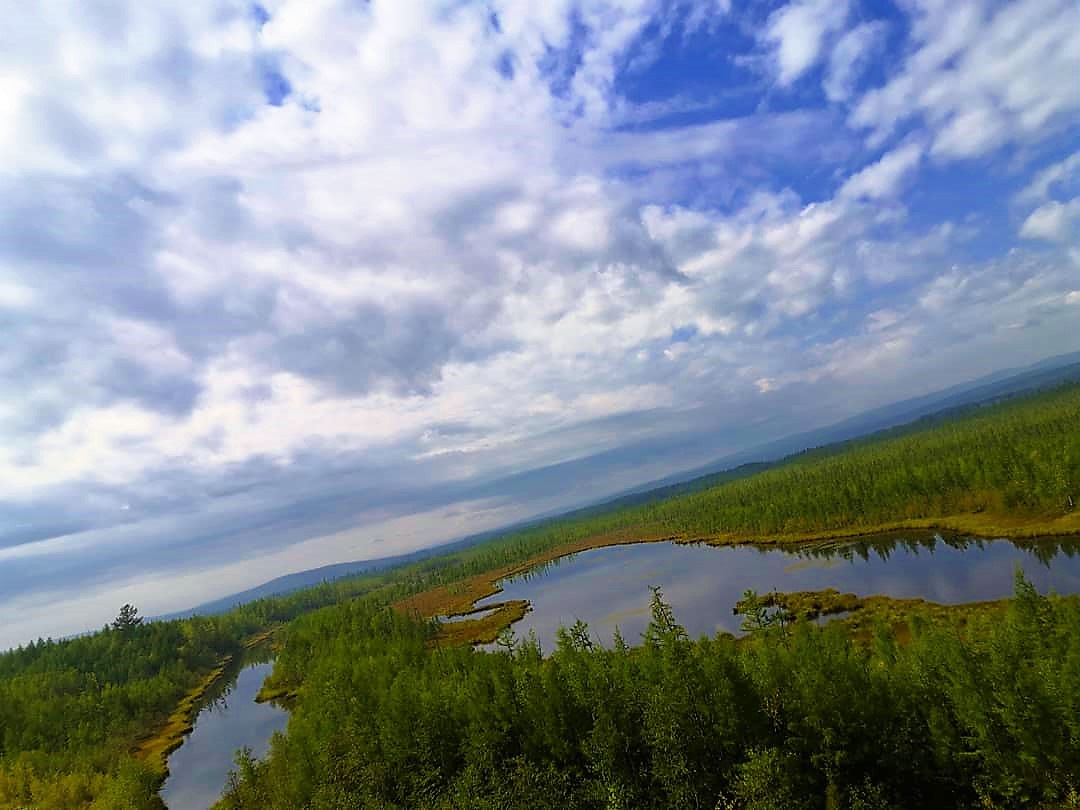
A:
<box><xmin>157</xmin><ymin>534</ymin><xmax>1080</xmax><ymax>802</ymax></box>
<box><xmin>160</xmin><ymin>658</ymin><xmax>287</xmax><ymax>810</ymax></box>
<box><xmin>473</xmin><ymin>534</ymin><xmax>1080</xmax><ymax>652</ymax></box>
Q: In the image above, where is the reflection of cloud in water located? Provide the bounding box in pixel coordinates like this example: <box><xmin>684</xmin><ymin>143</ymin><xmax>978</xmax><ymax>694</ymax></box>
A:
<box><xmin>783</xmin><ymin>557</ymin><xmax>846</xmax><ymax>573</ymax></box>
<box><xmin>485</xmin><ymin>537</ymin><xmax>1080</xmax><ymax>653</ymax></box>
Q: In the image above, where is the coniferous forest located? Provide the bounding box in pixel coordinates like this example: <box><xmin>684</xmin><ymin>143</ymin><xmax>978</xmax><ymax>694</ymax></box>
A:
<box><xmin>1</xmin><ymin>383</ymin><xmax>1078</xmax><ymax>808</ymax></box>
<box><xmin>218</xmin><ymin>576</ymin><xmax>1080</xmax><ymax>810</ymax></box>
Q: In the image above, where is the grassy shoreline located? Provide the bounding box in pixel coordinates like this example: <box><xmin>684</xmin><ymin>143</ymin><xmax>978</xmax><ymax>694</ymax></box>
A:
<box><xmin>394</xmin><ymin>511</ymin><xmax>1080</xmax><ymax>645</ymax></box>
<box><xmin>133</xmin><ymin>627</ymin><xmax>281</xmax><ymax>780</ymax></box>
<box><xmin>131</xmin><ymin>657</ymin><xmax>234</xmax><ymax>779</ymax></box>
<box><xmin>735</xmin><ymin>587</ymin><xmax>1016</xmax><ymax>643</ymax></box>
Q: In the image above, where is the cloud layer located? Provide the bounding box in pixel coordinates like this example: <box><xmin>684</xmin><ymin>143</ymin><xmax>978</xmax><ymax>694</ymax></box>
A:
<box><xmin>1</xmin><ymin>0</ymin><xmax>1078</xmax><ymax>647</ymax></box>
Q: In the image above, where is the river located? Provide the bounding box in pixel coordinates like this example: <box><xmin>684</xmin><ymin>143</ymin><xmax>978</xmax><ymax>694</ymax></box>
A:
<box><xmin>160</xmin><ymin>657</ymin><xmax>287</xmax><ymax>810</ymax></box>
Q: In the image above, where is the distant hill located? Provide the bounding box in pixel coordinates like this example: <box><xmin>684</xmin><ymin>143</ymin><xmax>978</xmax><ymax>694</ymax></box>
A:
<box><xmin>162</xmin><ymin>351</ymin><xmax>1080</xmax><ymax>619</ymax></box>
<box><xmin>603</xmin><ymin>351</ymin><xmax>1080</xmax><ymax>500</ymax></box>
<box><xmin>153</xmin><ymin>532</ymin><xmax>498</xmax><ymax>620</ymax></box>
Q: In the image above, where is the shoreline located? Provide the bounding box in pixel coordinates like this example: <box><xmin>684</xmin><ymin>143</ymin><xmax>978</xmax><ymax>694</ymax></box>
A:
<box><xmin>394</xmin><ymin>511</ymin><xmax>1080</xmax><ymax>644</ymax></box>
<box><xmin>134</xmin><ymin>513</ymin><xmax>1080</xmax><ymax>768</ymax></box>
<box><xmin>131</xmin><ymin>626</ymin><xmax>281</xmax><ymax>781</ymax></box>
<box><xmin>131</xmin><ymin>658</ymin><xmax>234</xmax><ymax>780</ymax></box>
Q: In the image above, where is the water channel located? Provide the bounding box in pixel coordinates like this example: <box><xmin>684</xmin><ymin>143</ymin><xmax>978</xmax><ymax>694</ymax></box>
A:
<box><xmin>160</xmin><ymin>656</ymin><xmax>287</xmax><ymax>809</ymax></box>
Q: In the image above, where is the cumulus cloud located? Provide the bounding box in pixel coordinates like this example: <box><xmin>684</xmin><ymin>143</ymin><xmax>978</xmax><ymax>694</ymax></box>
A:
<box><xmin>1017</xmin><ymin>153</ymin><xmax>1080</xmax><ymax>206</ymax></box>
<box><xmin>1</xmin><ymin>0</ymin><xmax>1079</xmax><ymax>646</ymax></box>
<box><xmin>838</xmin><ymin>141</ymin><xmax>923</xmax><ymax>200</ymax></box>
<box><xmin>1020</xmin><ymin>201</ymin><xmax>1080</xmax><ymax>243</ymax></box>
<box><xmin>1015</xmin><ymin>152</ymin><xmax>1080</xmax><ymax>245</ymax></box>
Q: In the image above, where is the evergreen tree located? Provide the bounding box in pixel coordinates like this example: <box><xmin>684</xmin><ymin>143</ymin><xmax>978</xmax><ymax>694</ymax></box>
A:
<box><xmin>111</xmin><ymin>604</ymin><xmax>143</xmax><ymax>631</ymax></box>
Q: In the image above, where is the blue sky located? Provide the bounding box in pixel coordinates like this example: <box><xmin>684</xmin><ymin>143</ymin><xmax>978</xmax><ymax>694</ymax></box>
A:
<box><xmin>1</xmin><ymin>0</ymin><xmax>1078</xmax><ymax>648</ymax></box>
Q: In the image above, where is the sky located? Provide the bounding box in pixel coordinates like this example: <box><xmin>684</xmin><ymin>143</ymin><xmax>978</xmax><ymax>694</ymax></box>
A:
<box><xmin>1</xmin><ymin>0</ymin><xmax>1078</xmax><ymax>649</ymax></box>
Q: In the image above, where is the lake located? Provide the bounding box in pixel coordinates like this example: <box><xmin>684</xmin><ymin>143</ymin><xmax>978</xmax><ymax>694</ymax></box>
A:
<box><xmin>160</xmin><ymin>657</ymin><xmax>287</xmax><ymax>810</ymax></box>
<box><xmin>158</xmin><ymin>533</ymin><xmax>1080</xmax><ymax>804</ymax></box>
<box><xmin>472</xmin><ymin>534</ymin><xmax>1080</xmax><ymax>652</ymax></box>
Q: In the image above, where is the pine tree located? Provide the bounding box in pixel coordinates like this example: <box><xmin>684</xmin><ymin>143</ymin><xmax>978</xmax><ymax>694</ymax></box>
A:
<box><xmin>111</xmin><ymin>604</ymin><xmax>143</xmax><ymax>631</ymax></box>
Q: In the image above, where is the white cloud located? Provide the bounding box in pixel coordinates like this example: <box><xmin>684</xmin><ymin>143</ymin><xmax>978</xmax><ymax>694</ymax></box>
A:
<box><xmin>3</xmin><ymin>0</ymin><xmax>1080</xmax><ymax>645</ymax></box>
<box><xmin>1017</xmin><ymin>152</ymin><xmax>1080</xmax><ymax>205</ymax></box>
<box><xmin>0</xmin><ymin>278</ymin><xmax>34</xmax><ymax>309</ymax></box>
<box><xmin>2</xmin><ymin>0</ymin><xmax>1075</xmax><ymax>504</ymax></box>
<box><xmin>1016</xmin><ymin>151</ymin><xmax>1080</xmax><ymax>243</ymax></box>
<box><xmin>1020</xmin><ymin>200</ymin><xmax>1080</xmax><ymax>243</ymax></box>
<box><xmin>765</xmin><ymin>0</ymin><xmax>851</xmax><ymax>86</ymax></box>
<box><xmin>0</xmin><ymin>3</ymin><xmax>262</xmax><ymax>176</ymax></box>
<box><xmin>851</xmin><ymin>0</ymin><xmax>1080</xmax><ymax>158</ymax></box>
<box><xmin>824</xmin><ymin>21</ymin><xmax>886</xmax><ymax>103</ymax></box>
<box><xmin>839</xmin><ymin>141</ymin><xmax>923</xmax><ymax>200</ymax></box>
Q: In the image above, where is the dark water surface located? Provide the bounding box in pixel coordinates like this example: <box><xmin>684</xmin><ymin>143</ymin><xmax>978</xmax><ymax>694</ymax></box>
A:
<box><xmin>160</xmin><ymin>659</ymin><xmax>287</xmax><ymax>810</ymax></box>
<box><xmin>474</xmin><ymin>535</ymin><xmax>1080</xmax><ymax>652</ymax></box>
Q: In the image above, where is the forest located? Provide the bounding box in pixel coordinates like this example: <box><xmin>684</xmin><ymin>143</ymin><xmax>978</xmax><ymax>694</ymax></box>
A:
<box><xmin>0</xmin><ymin>576</ymin><xmax>402</xmax><ymax>808</ymax></box>
<box><xmin>0</xmin><ymin>382</ymin><xmax>1077</xmax><ymax>808</ymax></box>
<box><xmin>218</xmin><ymin>575</ymin><xmax>1080</xmax><ymax>809</ymax></box>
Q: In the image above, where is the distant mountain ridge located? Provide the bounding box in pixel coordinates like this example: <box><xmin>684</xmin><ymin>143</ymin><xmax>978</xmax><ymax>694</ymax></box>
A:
<box><xmin>164</xmin><ymin>351</ymin><xmax>1080</xmax><ymax>619</ymax></box>
<box><xmin>607</xmin><ymin>351</ymin><xmax>1080</xmax><ymax>498</ymax></box>
<box><xmin>153</xmin><ymin>532</ymin><xmax>500</xmax><ymax>621</ymax></box>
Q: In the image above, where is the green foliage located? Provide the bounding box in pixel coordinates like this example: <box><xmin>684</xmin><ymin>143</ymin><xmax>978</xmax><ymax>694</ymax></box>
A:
<box><xmin>0</xmin><ymin>617</ymin><xmax>238</xmax><ymax>807</ymax></box>
<box><xmin>641</xmin><ymin>383</ymin><xmax>1080</xmax><ymax>536</ymax></box>
<box><xmin>217</xmin><ymin>575</ymin><xmax>1080</xmax><ymax>810</ymax></box>
<box><xmin>738</xmin><ymin>589</ymin><xmax>792</xmax><ymax>634</ymax></box>
<box><xmin>111</xmin><ymin>604</ymin><xmax>143</xmax><ymax>632</ymax></box>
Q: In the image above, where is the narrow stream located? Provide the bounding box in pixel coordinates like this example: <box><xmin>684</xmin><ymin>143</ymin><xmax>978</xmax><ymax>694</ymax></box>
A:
<box><xmin>160</xmin><ymin>657</ymin><xmax>287</xmax><ymax>809</ymax></box>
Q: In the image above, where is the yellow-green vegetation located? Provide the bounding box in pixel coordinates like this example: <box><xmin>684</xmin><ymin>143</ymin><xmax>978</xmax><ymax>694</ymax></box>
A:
<box><xmin>696</xmin><ymin>509</ymin><xmax>1080</xmax><ymax>546</ymax></box>
<box><xmin>394</xmin><ymin>530</ymin><xmax>674</xmax><ymax>624</ymax></box>
<box><xmin>623</xmin><ymin>382</ymin><xmax>1080</xmax><ymax>541</ymax></box>
<box><xmin>0</xmin><ymin>616</ymin><xmax>241</xmax><ymax>810</ymax></box>
<box><xmin>242</xmin><ymin>626</ymin><xmax>282</xmax><ymax>651</ymax></box>
<box><xmin>0</xmin><ymin>592</ymin><xmax>384</xmax><ymax>807</ymax></box>
<box><xmin>431</xmin><ymin>600</ymin><xmax>531</xmax><ymax>647</ymax></box>
<box><xmin>734</xmin><ymin>587</ymin><xmax>1013</xmax><ymax>644</ymax></box>
<box><xmin>134</xmin><ymin>629</ymin><xmax>283</xmax><ymax>771</ymax></box>
<box><xmin>389</xmin><ymin>384</ymin><xmax>1078</xmax><ymax>643</ymax></box>
<box><xmin>131</xmin><ymin>658</ymin><xmax>234</xmax><ymax>777</ymax></box>
<box><xmin>735</xmin><ymin>587</ymin><xmax>868</xmax><ymax>619</ymax></box>
<box><xmin>253</xmin><ymin>683</ymin><xmax>298</xmax><ymax>705</ymax></box>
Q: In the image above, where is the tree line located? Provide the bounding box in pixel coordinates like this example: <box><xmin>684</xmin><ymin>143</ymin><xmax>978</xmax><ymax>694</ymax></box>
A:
<box><xmin>218</xmin><ymin>574</ymin><xmax>1080</xmax><ymax>809</ymax></box>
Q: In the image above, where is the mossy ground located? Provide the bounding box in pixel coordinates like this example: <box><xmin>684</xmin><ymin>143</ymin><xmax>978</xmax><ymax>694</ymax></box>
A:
<box><xmin>131</xmin><ymin>658</ymin><xmax>233</xmax><ymax>778</ymax></box>
<box><xmin>132</xmin><ymin>627</ymin><xmax>282</xmax><ymax>778</ymax></box>
<box><xmin>733</xmin><ymin>587</ymin><xmax>1018</xmax><ymax>644</ymax></box>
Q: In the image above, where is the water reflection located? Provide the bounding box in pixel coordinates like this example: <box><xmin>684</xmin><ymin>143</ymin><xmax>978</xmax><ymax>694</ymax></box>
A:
<box><xmin>789</xmin><ymin>532</ymin><xmax>1080</xmax><ymax>566</ymax></box>
<box><xmin>474</xmin><ymin>534</ymin><xmax>1080</xmax><ymax>653</ymax></box>
<box><xmin>160</xmin><ymin>649</ymin><xmax>287</xmax><ymax>810</ymax></box>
